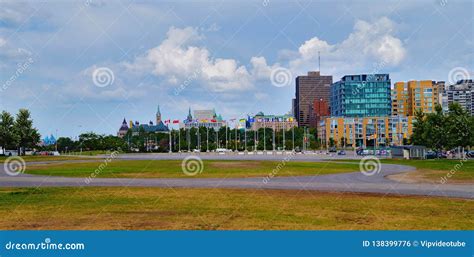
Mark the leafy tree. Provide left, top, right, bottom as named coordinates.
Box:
left=56, top=137, right=77, bottom=152
left=0, top=111, right=18, bottom=151
left=14, top=109, right=40, bottom=155
left=445, top=103, right=472, bottom=149
left=424, top=104, right=447, bottom=151
left=78, top=132, right=102, bottom=150
left=102, top=135, right=126, bottom=151
left=410, top=108, right=426, bottom=146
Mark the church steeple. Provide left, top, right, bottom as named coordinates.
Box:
left=187, top=107, right=193, bottom=121
left=156, top=104, right=162, bottom=124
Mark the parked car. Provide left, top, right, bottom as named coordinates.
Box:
left=328, top=147, right=337, bottom=153
left=337, top=150, right=346, bottom=155
left=466, top=151, right=474, bottom=158
left=425, top=151, right=437, bottom=159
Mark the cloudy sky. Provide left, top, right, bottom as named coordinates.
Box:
left=0, top=0, right=472, bottom=137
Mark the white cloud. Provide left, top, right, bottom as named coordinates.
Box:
left=125, top=26, right=256, bottom=92
left=287, top=17, right=406, bottom=77
left=0, top=37, right=33, bottom=69
left=125, top=18, right=405, bottom=95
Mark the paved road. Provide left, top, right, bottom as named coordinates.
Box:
left=1, top=154, right=473, bottom=199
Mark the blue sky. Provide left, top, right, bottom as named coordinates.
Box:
left=0, top=0, right=472, bottom=138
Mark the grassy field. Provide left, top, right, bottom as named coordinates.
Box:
left=0, top=155, right=93, bottom=163
left=0, top=187, right=472, bottom=230
left=24, top=160, right=360, bottom=178
left=381, top=159, right=474, bottom=183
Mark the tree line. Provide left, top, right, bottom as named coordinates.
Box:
left=410, top=103, right=474, bottom=151
left=0, top=109, right=40, bottom=155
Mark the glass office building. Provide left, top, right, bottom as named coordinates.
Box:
left=331, top=74, right=391, bottom=117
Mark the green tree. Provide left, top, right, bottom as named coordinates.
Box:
left=445, top=103, right=472, bottom=149
left=102, top=135, right=126, bottom=151
left=0, top=111, right=18, bottom=152
left=14, top=109, right=40, bottom=155
left=56, top=137, right=76, bottom=152
left=79, top=132, right=102, bottom=150
left=410, top=108, right=426, bottom=146
left=424, top=104, right=447, bottom=151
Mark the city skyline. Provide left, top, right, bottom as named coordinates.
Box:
left=0, top=1, right=472, bottom=137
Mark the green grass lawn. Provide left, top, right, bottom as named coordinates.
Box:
left=0, top=155, right=92, bottom=163
left=24, top=160, right=360, bottom=178
left=0, top=187, right=472, bottom=230
left=381, top=159, right=474, bottom=183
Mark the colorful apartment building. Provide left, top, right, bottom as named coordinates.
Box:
left=392, top=80, right=444, bottom=116
left=318, top=116, right=414, bottom=148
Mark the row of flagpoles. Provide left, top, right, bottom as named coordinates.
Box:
left=158, top=120, right=306, bottom=153
left=162, top=117, right=295, bottom=125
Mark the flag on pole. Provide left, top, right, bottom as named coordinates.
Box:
left=239, top=119, right=246, bottom=122
left=211, top=119, right=217, bottom=122
left=173, top=120, right=180, bottom=124
left=164, top=119, right=170, bottom=124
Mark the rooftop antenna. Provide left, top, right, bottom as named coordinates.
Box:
left=318, top=51, right=321, bottom=72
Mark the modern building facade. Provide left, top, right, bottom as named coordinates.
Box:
left=318, top=116, right=414, bottom=148
left=441, top=80, right=474, bottom=115
left=392, top=80, right=444, bottom=116
left=295, top=71, right=332, bottom=127
left=309, top=98, right=330, bottom=128
left=181, top=108, right=225, bottom=130
left=331, top=74, right=391, bottom=117
left=247, top=112, right=297, bottom=131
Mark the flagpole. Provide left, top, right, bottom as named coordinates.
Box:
left=187, top=127, right=190, bottom=152
left=198, top=127, right=201, bottom=151
left=235, top=123, right=237, bottom=151
left=283, top=119, right=286, bottom=151
left=244, top=124, right=247, bottom=152
left=178, top=126, right=181, bottom=153
left=226, top=122, right=228, bottom=150
left=272, top=122, right=275, bottom=152
left=254, top=127, right=256, bottom=152
left=263, top=119, right=266, bottom=152
left=206, top=126, right=209, bottom=152
left=292, top=125, right=295, bottom=151
left=168, top=125, right=171, bottom=153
